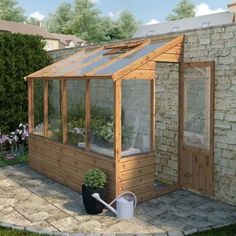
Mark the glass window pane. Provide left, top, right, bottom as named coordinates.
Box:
left=122, top=80, right=151, bottom=157
left=183, top=67, right=211, bottom=149
left=67, top=80, right=86, bottom=148
left=54, top=48, right=98, bottom=76
left=48, top=80, right=62, bottom=142
left=33, top=80, right=44, bottom=136
left=95, top=41, right=168, bottom=75
left=90, top=80, right=114, bottom=157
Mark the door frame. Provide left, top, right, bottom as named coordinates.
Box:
left=179, top=61, right=215, bottom=195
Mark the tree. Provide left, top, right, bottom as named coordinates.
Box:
left=100, top=17, right=122, bottom=41
left=46, top=3, right=72, bottom=34
left=45, top=0, right=139, bottom=42
left=68, top=0, right=103, bottom=42
left=0, top=0, right=26, bottom=22
left=27, top=17, right=40, bottom=26
left=117, top=10, right=139, bottom=39
left=0, top=33, right=52, bottom=133
left=166, top=0, right=195, bottom=21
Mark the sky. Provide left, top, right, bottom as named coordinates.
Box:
left=18, top=0, right=230, bottom=25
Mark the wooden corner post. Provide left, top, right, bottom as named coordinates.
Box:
left=61, top=80, right=68, bottom=144
left=114, top=79, right=122, bottom=197
left=150, top=78, right=156, bottom=151
left=28, top=79, right=34, bottom=133
left=85, top=80, right=91, bottom=151
left=44, top=80, right=49, bottom=137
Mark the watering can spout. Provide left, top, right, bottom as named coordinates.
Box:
left=91, top=193, right=117, bottom=215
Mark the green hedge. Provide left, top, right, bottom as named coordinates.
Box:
left=0, top=33, right=52, bottom=133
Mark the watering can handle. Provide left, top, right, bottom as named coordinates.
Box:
left=109, top=191, right=137, bottom=208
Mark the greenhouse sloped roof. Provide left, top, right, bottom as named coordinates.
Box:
left=27, top=35, right=184, bottom=81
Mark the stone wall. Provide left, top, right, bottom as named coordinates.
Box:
left=155, top=24, right=236, bottom=205
left=185, top=25, right=236, bottom=205
left=155, top=63, right=179, bottom=184
left=48, top=46, right=81, bottom=62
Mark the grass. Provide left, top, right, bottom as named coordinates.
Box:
left=0, top=227, right=47, bottom=236
left=0, top=153, right=28, bottom=167
left=191, top=224, right=236, bottom=236
left=0, top=224, right=235, bottom=236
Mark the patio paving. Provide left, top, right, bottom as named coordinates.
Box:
left=0, top=164, right=235, bottom=235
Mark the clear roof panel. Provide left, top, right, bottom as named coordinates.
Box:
left=28, top=36, right=183, bottom=79
left=54, top=48, right=105, bottom=76
left=94, top=40, right=168, bottom=75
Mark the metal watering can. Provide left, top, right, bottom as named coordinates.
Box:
left=92, top=191, right=137, bottom=220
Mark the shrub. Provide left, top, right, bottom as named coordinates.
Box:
left=83, top=168, right=107, bottom=188
left=0, top=33, right=52, bottom=133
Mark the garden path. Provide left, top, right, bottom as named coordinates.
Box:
left=0, top=164, right=235, bottom=235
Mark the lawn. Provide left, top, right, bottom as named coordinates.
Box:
left=0, top=153, right=28, bottom=167
left=191, top=223, right=236, bottom=236
left=0, top=224, right=235, bottom=236
left=0, top=227, right=47, bottom=236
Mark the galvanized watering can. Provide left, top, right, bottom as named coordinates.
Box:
left=92, top=191, right=137, bottom=220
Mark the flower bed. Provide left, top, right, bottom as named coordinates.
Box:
left=0, top=123, right=28, bottom=167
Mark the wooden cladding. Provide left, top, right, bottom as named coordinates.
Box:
left=119, top=154, right=155, bottom=202
left=29, top=134, right=115, bottom=199
left=29, top=135, right=157, bottom=202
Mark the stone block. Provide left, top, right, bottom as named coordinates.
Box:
left=225, top=114, right=236, bottom=122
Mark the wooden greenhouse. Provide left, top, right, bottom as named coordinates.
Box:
left=27, top=35, right=184, bottom=202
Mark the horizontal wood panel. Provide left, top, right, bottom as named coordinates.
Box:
left=166, top=46, right=183, bottom=54
left=30, top=134, right=114, bottom=163
left=29, top=143, right=115, bottom=176
left=138, top=61, right=156, bottom=70
left=29, top=135, right=115, bottom=172
left=120, top=155, right=155, bottom=172
left=30, top=149, right=115, bottom=184
left=120, top=174, right=154, bottom=190
left=122, top=69, right=155, bottom=80
left=120, top=165, right=154, bottom=181
left=121, top=183, right=154, bottom=196
left=120, top=152, right=154, bottom=163
left=29, top=135, right=115, bottom=199
left=155, top=53, right=183, bottom=63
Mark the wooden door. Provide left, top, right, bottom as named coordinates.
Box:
left=179, top=62, right=214, bottom=195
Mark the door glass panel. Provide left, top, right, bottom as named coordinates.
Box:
left=183, top=67, right=211, bottom=149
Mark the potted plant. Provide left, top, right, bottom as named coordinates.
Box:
left=82, top=168, right=107, bottom=214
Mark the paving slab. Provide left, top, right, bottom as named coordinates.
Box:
left=0, top=164, right=235, bottom=235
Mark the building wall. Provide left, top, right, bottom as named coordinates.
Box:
left=48, top=46, right=82, bottom=62
left=48, top=23, right=236, bottom=205
left=44, top=39, right=60, bottom=51
left=156, top=24, right=236, bottom=205
left=156, top=63, right=179, bottom=184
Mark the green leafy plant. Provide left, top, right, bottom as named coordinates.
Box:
left=83, top=168, right=107, bottom=188
left=0, top=33, right=52, bottom=133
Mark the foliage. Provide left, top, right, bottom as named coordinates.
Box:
left=0, top=33, right=52, bottom=133
left=0, top=0, right=26, bottom=22
left=191, top=223, right=236, bottom=236
left=45, top=0, right=139, bottom=42
left=0, top=123, right=28, bottom=165
left=117, top=10, right=139, bottom=39
left=0, top=153, right=28, bottom=167
left=46, top=2, right=73, bottom=34
left=0, top=226, right=47, bottom=236
left=166, top=0, right=195, bottom=21
left=83, top=168, right=107, bottom=188
left=65, top=103, right=134, bottom=148
left=27, top=17, right=40, bottom=26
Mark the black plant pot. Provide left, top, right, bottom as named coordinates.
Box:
left=82, top=185, right=107, bottom=214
